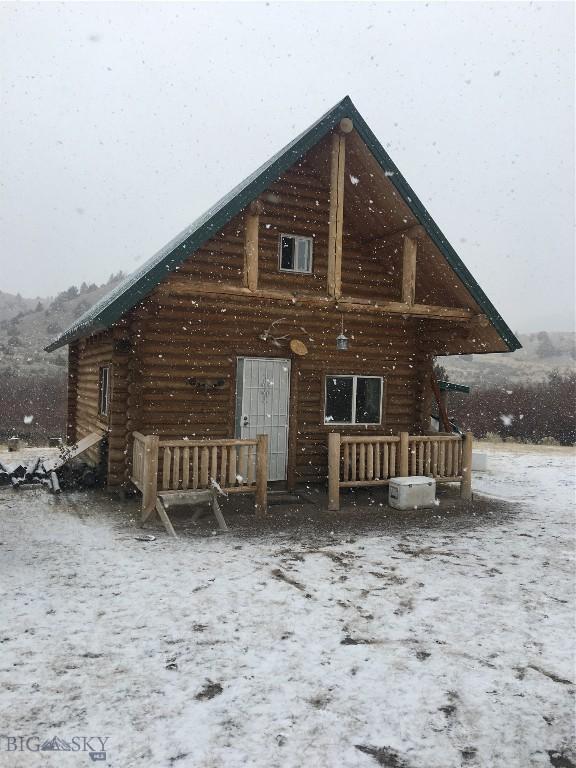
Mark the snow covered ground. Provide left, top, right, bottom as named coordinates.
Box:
left=0, top=444, right=574, bottom=768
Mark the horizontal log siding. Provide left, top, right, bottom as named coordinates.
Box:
left=340, top=228, right=403, bottom=301
left=71, top=330, right=130, bottom=486
left=415, top=246, right=464, bottom=309
left=258, top=162, right=329, bottom=294
left=74, top=333, right=113, bottom=468
left=108, top=341, right=130, bottom=487
left=167, top=216, right=245, bottom=286
left=132, top=292, right=426, bottom=483
left=67, top=342, right=79, bottom=444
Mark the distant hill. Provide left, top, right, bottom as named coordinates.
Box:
left=0, top=290, right=43, bottom=322
left=0, top=274, right=125, bottom=376
left=443, top=331, right=575, bottom=387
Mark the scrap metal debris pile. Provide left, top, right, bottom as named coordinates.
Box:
left=0, top=457, right=63, bottom=492
left=0, top=431, right=105, bottom=494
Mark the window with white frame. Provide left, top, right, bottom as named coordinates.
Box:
left=324, top=375, right=383, bottom=425
left=98, top=365, right=110, bottom=417
left=279, top=234, right=313, bottom=273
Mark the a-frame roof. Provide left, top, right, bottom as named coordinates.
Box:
left=46, top=96, right=520, bottom=352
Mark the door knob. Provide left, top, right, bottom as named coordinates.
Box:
left=242, top=416, right=249, bottom=426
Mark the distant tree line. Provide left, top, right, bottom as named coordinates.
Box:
left=449, top=371, right=576, bottom=445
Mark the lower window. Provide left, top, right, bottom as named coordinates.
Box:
left=324, top=375, right=383, bottom=425
left=98, top=365, right=110, bottom=417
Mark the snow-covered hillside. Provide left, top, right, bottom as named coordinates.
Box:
left=443, top=332, right=575, bottom=387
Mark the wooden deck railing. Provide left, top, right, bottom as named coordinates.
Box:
left=131, top=432, right=269, bottom=519
left=328, top=431, right=472, bottom=510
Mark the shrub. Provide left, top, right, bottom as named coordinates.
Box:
left=539, top=436, right=560, bottom=446
left=451, top=371, right=576, bottom=446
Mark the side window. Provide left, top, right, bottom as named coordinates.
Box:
left=98, top=365, right=110, bottom=417
left=279, top=234, right=313, bottom=273
left=325, top=375, right=382, bottom=425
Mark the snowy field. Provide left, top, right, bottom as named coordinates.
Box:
left=0, top=444, right=574, bottom=768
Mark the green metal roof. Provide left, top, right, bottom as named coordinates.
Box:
left=438, top=380, right=471, bottom=394
left=45, top=96, right=521, bottom=352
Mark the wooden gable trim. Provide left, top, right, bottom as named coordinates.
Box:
left=327, top=129, right=347, bottom=298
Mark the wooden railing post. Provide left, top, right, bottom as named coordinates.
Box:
left=461, top=431, right=473, bottom=500
left=328, top=432, right=341, bottom=511
left=399, top=432, right=409, bottom=477
left=141, top=434, right=159, bottom=523
left=255, top=433, right=268, bottom=516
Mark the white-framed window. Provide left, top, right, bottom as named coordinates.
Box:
left=279, top=234, right=313, bottom=273
left=324, top=375, right=383, bottom=425
left=98, top=365, right=110, bottom=417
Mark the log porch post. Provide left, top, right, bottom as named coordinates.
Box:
left=399, top=431, right=410, bottom=477
left=255, top=433, right=268, bottom=516
left=141, top=434, right=159, bottom=523
left=327, top=432, right=341, bottom=511
left=461, top=431, right=473, bottom=500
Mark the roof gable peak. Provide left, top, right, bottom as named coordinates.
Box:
left=45, top=96, right=520, bottom=352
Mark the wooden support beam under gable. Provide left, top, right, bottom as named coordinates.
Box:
left=430, top=370, right=452, bottom=433
left=243, top=201, right=263, bottom=292
left=402, top=234, right=418, bottom=306
left=327, top=127, right=347, bottom=299
left=155, top=279, right=475, bottom=321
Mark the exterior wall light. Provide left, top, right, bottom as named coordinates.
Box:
left=336, top=316, right=349, bottom=351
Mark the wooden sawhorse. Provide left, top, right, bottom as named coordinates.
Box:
left=143, top=488, right=228, bottom=538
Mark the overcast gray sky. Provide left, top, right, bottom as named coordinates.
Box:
left=1, top=1, right=574, bottom=332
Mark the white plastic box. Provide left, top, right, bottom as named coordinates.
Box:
left=388, top=476, right=436, bottom=511
left=472, top=452, right=489, bottom=471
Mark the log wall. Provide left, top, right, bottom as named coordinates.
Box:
left=74, top=333, right=113, bottom=468
left=67, top=141, right=480, bottom=489
left=341, top=229, right=403, bottom=301
left=257, top=161, right=329, bottom=294
left=127, top=291, right=429, bottom=485
left=71, top=330, right=129, bottom=486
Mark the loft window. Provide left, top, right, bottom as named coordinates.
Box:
left=324, top=375, right=383, bottom=425
left=99, top=365, right=110, bottom=417
left=279, top=234, right=313, bottom=273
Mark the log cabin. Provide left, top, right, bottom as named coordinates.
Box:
left=46, top=96, right=519, bottom=513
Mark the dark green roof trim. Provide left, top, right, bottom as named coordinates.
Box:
left=46, top=96, right=521, bottom=352
left=438, top=380, right=470, bottom=394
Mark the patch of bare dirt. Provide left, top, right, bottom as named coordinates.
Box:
left=355, top=744, right=412, bottom=767
left=195, top=681, right=223, bottom=701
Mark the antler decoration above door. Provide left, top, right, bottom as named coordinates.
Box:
left=258, top=319, right=314, bottom=347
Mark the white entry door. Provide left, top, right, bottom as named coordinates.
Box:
left=236, top=357, right=291, bottom=482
